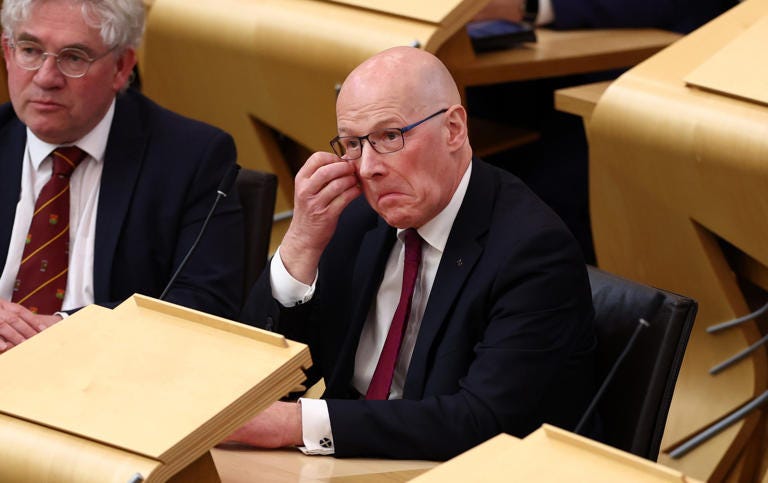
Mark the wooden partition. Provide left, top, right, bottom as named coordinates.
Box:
left=140, top=0, right=488, bottom=247
left=587, top=0, right=768, bottom=480
left=139, top=0, right=678, bottom=251
left=0, top=295, right=311, bottom=482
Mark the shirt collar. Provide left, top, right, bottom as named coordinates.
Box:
left=27, top=98, right=116, bottom=169
left=397, top=161, right=472, bottom=253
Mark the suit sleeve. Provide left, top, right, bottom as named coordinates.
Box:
left=326, top=222, right=596, bottom=460
left=549, top=0, right=736, bottom=33
left=159, top=130, right=244, bottom=320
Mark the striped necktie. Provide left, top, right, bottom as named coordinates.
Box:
left=12, top=146, right=87, bottom=314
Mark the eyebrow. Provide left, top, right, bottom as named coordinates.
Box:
left=15, top=33, right=97, bottom=55
left=338, top=118, right=401, bottom=136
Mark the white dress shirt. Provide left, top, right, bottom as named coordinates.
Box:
left=270, top=163, right=472, bottom=455
left=0, top=100, right=115, bottom=311
left=538, top=0, right=555, bottom=25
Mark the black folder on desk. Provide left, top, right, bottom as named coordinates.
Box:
left=467, top=19, right=537, bottom=52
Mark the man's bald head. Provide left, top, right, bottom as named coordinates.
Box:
left=337, top=47, right=461, bottom=119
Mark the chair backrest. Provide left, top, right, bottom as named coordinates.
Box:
left=586, top=265, right=697, bottom=461
left=236, top=168, right=278, bottom=300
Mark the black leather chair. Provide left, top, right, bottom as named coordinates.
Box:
left=236, top=168, right=278, bottom=300
left=582, top=265, right=697, bottom=461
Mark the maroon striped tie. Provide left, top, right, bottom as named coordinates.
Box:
left=12, top=146, right=87, bottom=314
left=366, top=228, right=423, bottom=400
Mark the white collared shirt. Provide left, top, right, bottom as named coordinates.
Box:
left=0, top=100, right=115, bottom=311
left=539, top=0, right=555, bottom=25
left=270, top=162, right=473, bottom=455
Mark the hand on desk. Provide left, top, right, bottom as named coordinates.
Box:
left=222, top=401, right=303, bottom=449
left=0, top=299, right=62, bottom=353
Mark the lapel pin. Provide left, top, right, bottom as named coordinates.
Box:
left=456, top=258, right=463, bottom=267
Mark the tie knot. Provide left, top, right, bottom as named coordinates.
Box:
left=51, top=146, right=87, bottom=177
left=403, top=228, right=422, bottom=265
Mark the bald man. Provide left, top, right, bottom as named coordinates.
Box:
left=234, top=47, right=597, bottom=460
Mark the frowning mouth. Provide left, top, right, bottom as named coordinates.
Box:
left=29, top=99, right=64, bottom=109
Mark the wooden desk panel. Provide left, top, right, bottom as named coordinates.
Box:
left=142, top=0, right=680, bottom=251
left=442, top=28, right=681, bottom=87
left=212, top=447, right=437, bottom=482
left=576, top=0, right=768, bottom=480
left=554, top=81, right=611, bottom=122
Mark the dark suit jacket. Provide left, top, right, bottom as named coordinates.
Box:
left=550, top=0, right=738, bottom=34
left=0, top=89, right=244, bottom=319
left=242, top=159, right=597, bottom=460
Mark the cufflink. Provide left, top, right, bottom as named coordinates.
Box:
left=319, top=437, right=333, bottom=449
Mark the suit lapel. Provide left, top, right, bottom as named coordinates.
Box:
left=326, top=219, right=395, bottom=396
left=93, top=93, right=147, bottom=301
left=0, top=118, right=27, bottom=273
left=404, top=160, right=496, bottom=399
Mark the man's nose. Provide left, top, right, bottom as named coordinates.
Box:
left=33, top=54, right=66, bottom=86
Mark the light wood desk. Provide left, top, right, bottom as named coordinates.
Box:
left=140, top=0, right=682, bottom=252
left=440, top=28, right=680, bottom=87
left=555, top=1, right=768, bottom=480
left=211, top=447, right=436, bottom=482
left=554, top=80, right=611, bottom=122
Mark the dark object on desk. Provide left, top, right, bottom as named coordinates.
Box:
left=585, top=265, right=696, bottom=460
left=466, top=20, right=537, bottom=53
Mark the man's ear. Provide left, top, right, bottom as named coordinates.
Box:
left=445, top=105, right=469, bottom=152
left=111, top=47, right=137, bottom=92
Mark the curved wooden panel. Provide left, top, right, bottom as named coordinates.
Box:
left=588, top=0, right=768, bottom=480
left=141, top=0, right=459, bottom=243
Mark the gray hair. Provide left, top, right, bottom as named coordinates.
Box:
left=1, top=0, right=145, bottom=50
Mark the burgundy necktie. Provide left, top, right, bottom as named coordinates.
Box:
left=12, top=146, right=87, bottom=314
left=366, top=228, right=423, bottom=400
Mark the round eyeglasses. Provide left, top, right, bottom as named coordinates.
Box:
left=9, top=40, right=115, bottom=78
left=330, top=108, right=448, bottom=160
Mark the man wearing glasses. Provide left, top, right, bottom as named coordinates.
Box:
left=235, top=46, right=597, bottom=460
left=0, top=0, right=243, bottom=353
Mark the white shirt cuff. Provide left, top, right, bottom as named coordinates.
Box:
left=297, top=398, right=335, bottom=455
left=270, top=246, right=316, bottom=307
left=538, top=0, right=554, bottom=26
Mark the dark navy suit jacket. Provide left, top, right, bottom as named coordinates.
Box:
left=0, top=89, right=243, bottom=319
left=550, top=0, right=738, bottom=34
left=241, top=159, right=597, bottom=460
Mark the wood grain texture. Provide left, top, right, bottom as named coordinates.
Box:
left=412, top=426, right=696, bottom=483
left=587, top=0, right=768, bottom=479
left=0, top=296, right=311, bottom=482
left=141, top=0, right=676, bottom=251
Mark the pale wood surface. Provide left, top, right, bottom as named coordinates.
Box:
left=441, top=27, right=681, bottom=87
left=211, top=447, right=437, bottom=482
left=141, top=0, right=678, bottom=251
left=554, top=81, right=612, bottom=121
left=685, top=15, right=768, bottom=107
left=141, top=0, right=457, bottom=228
left=412, top=425, right=696, bottom=483
left=0, top=296, right=311, bottom=482
left=0, top=412, right=161, bottom=483
left=585, top=0, right=768, bottom=480
left=330, top=468, right=427, bottom=482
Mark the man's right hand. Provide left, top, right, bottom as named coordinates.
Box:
left=280, top=152, right=361, bottom=284
left=0, top=299, right=61, bottom=353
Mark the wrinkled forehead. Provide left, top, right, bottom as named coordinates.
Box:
left=337, top=63, right=429, bottom=123
left=336, top=84, right=429, bottom=136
